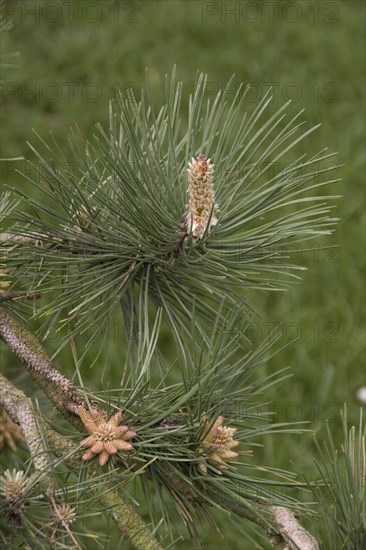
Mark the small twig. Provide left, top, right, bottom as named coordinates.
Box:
left=0, top=290, right=41, bottom=302
left=48, top=494, right=81, bottom=550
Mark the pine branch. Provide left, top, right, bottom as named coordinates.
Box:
left=4, top=416, right=318, bottom=549
left=160, top=463, right=319, bottom=550
left=43, top=424, right=84, bottom=470
left=1, top=70, right=338, bottom=548
left=0, top=376, right=72, bottom=542
left=0, top=302, right=320, bottom=548
left=3, top=71, right=339, bottom=350
left=89, top=467, right=164, bottom=550
left=307, top=406, right=366, bottom=549
left=43, top=426, right=163, bottom=549
left=0, top=373, right=53, bottom=487
left=0, top=306, right=96, bottom=428
left=0, top=376, right=160, bottom=550
left=270, top=506, right=319, bottom=550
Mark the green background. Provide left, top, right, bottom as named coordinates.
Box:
left=1, top=0, right=365, bottom=548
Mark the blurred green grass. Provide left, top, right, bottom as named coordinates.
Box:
left=1, top=0, right=365, bottom=548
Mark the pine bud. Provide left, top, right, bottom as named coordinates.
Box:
left=0, top=469, right=28, bottom=523
left=186, top=154, right=218, bottom=238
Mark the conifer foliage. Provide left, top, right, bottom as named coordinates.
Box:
left=2, top=70, right=362, bottom=550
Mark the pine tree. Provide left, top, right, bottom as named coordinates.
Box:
left=1, top=69, right=364, bottom=549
